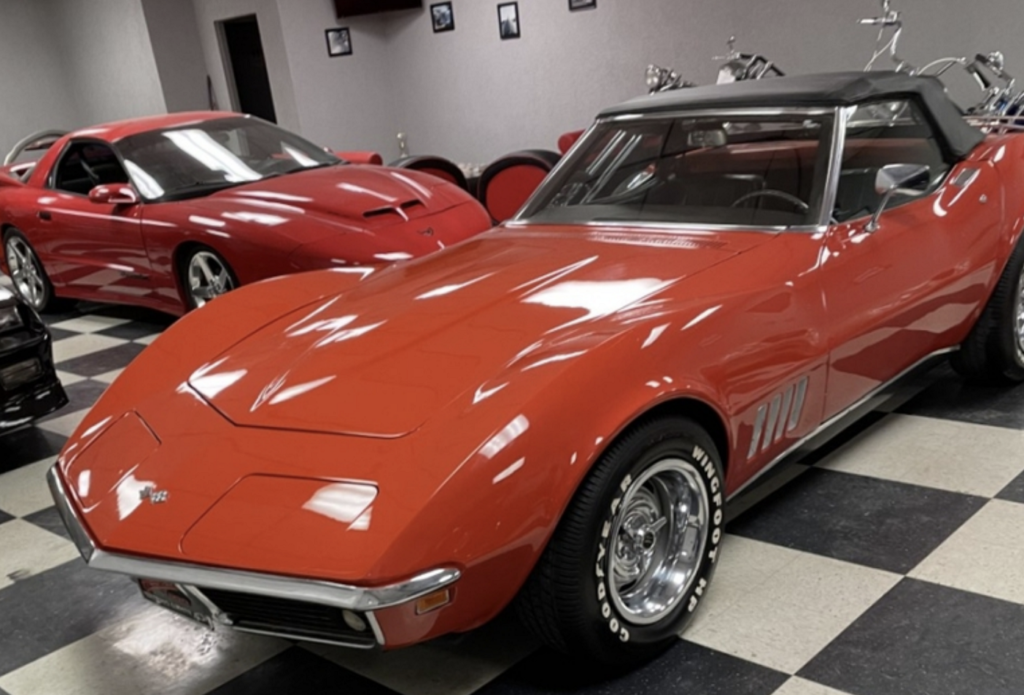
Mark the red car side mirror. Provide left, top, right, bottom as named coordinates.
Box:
left=334, top=151, right=384, bottom=166
left=89, top=184, right=140, bottom=206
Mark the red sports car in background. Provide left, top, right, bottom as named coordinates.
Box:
left=0, top=112, right=491, bottom=315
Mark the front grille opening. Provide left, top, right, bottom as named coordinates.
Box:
left=199, top=588, right=378, bottom=648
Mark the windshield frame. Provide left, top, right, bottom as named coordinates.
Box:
left=512, top=106, right=846, bottom=233
left=115, top=116, right=342, bottom=203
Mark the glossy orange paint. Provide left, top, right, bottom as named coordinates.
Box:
left=0, top=112, right=492, bottom=315
left=51, top=119, right=1024, bottom=647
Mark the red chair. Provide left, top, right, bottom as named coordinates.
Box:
left=558, top=130, right=585, bottom=155
left=478, top=150, right=561, bottom=223
left=335, top=151, right=384, bottom=165
left=388, top=155, right=469, bottom=193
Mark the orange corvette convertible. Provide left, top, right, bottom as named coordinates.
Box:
left=50, top=72, right=1024, bottom=666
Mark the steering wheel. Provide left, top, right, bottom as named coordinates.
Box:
left=731, top=189, right=810, bottom=212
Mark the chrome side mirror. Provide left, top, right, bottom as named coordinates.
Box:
left=866, top=163, right=930, bottom=232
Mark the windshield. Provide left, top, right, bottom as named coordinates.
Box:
left=117, top=117, right=340, bottom=201
left=521, top=111, right=836, bottom=228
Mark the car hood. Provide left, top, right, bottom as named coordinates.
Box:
left=182, top=164, right=479, bottom=247
left=190, top=226, right=775, bottom=437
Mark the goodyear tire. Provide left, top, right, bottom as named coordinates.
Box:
left=951, top=232, right=1024, bottom=384
left=516, top=416, right=724, bottom=666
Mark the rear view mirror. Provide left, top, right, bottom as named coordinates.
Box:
left=687, top=129, right=728, bottom=149
left=866, top=163, right=930, bottom=232
left=89, top=184, right=139, bottom=206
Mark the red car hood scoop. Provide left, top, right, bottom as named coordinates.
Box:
left=211, top=165, right=457, bottom=226
left=190, top=229, right=770, bottom=437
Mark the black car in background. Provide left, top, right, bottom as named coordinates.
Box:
left=0, top=285, right=66, bottom=433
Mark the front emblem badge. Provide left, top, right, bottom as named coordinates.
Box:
left=139, top=486, right=169, bottom=504
left=418, top=227, right=435, bottom=237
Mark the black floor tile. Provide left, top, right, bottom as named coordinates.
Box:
left=87, top=303, right=175, bottom=323
left=0, top=559, right=148, bottom=676
left=800, top=579, right=1024, bottom=695
left=37, top=379, right=107, bottom=422
left=996, top=471, right=1024, bottom=505
left=39, top=304, right=86, bottom=326
left=208, top=647, right=402, bottom=695
left=898, top=362, right=1024, bottom=430
left=55, top=342, right=146, bottom=378
left=22, top=506, right=70, bottom=541
left=478, top=642, right=788, bottom=695
left=0, top=509, right=13, bottom=526
left=46, top=327, right=77, bottom=343
left=728, top=468, right=986, bottom=574
left=0, top=427, right=66, bottom=474
left=96, top=318, right=173, bottom=341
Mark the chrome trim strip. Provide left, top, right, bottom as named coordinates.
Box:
left=774, top=386, right=795, bottom=444
left=729, top=347, right=957, bottom=500
left=818, top=106, right=850, bottom=227
left=747, top=404, right=767, bottom=459
left=787, top=377, right=809, bottom=432
left=952, top=167, right=980, bottom=188
left=46, top=466, right=460, bottom=613
left=761, top=394, right=783, bottom=453
left=366, top=611, right=386, bottom=646
left=601, top=107, right=838, bottom=123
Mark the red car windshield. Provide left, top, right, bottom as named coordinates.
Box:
left=521, top=112, right=835, bottom=228
left=117, top=117, right=340, bottom=201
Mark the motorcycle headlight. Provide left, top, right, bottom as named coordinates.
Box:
left=646, top=65, right=666, bottom=91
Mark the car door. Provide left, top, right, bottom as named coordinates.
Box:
left=39, top=139, right=152, bottom=301
left=820, top=100, right=1002, bottom=419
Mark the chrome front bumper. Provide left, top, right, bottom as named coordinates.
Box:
left=47, top=465, right=460, bottom=647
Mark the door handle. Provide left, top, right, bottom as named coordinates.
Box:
left=38, top=211, right=52, bottom=221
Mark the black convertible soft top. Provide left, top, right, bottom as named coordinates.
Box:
left=600, top=71, right=986, bottom=159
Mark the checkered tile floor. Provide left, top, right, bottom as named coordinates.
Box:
left=3, top=294, right=1024, bottom=695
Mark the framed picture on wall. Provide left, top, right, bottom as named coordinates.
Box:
left=569, top=0, right=596, bottom=10
left=431, top=2, right=455, bottom=32
left=325, top=27, right=353, bottom=57
left=498, top=2, right=520, bottom=40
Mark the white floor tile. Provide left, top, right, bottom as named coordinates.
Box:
left=0, top=456, right=57, bottom=517
left=92, top=369, right=124, bottom=385
left=0, top=605, right=287, bottom=695
left=55, top=371, right=86, bottom=387
left=305, top=613, right=536, bottom=695
left=35, top=408, right=89, bottom=438
left=51, top=315, right=130, bottom=334
left=774, top=677, right=855, bottom=695
left=820, top=414, right=1024, bottom=497
left=0, top=520, right=79, bottom=590
left=683, top=536, right=900, bottom=674
left=134, top=334, right=160, bottom=346
left=909, top=499, right=1024, bottom=605
left=52, top=334, right=127, bottom=364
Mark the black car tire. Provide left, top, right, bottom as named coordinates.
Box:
left=3, top=229, right=59, bottom=313
left=515, top=415, right=724, bottom=666
left=951, top=233, right=1024, bottom=383
left=178, top=245, right=238, bottom=311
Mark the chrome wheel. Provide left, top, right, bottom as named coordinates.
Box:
left=5, top=236, right=47, bottom=310
left=608, top=459, right=709, bottom=626
left=187, top=250, right=235, bottom=308
left=1015, top=264, right=1024, bottom=360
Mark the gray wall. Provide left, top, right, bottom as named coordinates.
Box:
left=142, top=0, right=209, bottom=112
left=50, top=0, right=166, bottom=126
left=0, top=0, right=80, bottom=155
left=383, top=0, right=1024, bottom=164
